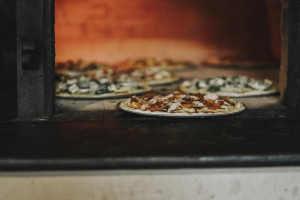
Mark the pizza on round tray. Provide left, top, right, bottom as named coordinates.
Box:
left=55, top=60, right=180, bottom=86
left=116, top=66, right=180, bottom=86
left=115, top=58, right=196, bottom=72
left=179, top=76, right=278, bottom=97
left=120, top=91, right=245, bottom=117
left=56, top=76, right=151, bottom=99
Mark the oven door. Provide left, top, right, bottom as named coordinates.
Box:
left=16, top=0, right=55, bottom=119
left=0, top=0, right=55, bottom=120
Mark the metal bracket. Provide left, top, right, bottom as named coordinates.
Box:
left=22, top=36, right=38, bottom=70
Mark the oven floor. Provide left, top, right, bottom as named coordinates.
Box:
left=2, top=67, right=299, bottom=171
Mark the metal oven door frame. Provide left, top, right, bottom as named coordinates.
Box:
left=16, top=0, right=55, bottom=119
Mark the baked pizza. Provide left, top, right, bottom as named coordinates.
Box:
left=179, top=76, right=278, bottom=97
left=117, top=67, right=180, bottom=86
left=201, top=56, right=279, bottom=68
left=56, top=76, right=151, bottom=99
left=55, top=60, right=111, bottom=78
left=56, top=60, right=179, bottom=86
left=120, top=91, right=245, bottom=117
left=115, top=58, right=196, bottom=72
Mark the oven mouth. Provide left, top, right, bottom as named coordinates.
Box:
left=52, top=0, right=282, bottom=118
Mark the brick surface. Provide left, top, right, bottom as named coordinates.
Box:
left=55, top=0, right=281, bottom=63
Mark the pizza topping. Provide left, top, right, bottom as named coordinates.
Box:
left=147, top=95, right=160, bottom=104
left=153, top=71, right=172, bottom=80
left=207, top=85, right=221, bottom=92
left=247, top=79, right=273, bottom=91
left=204, top=93, right=218, bottom=101
left=196, top=80, right=208, bottom=89
left=193, top=101, right=204, bottom=107
left=68, top=84, right=79, bottom=94
left=162, top=93, right=174, bottom=100
left=209, top=78, right=225, bottom=86
left=77, top=80, right=89, bottom=89
left=234, top=102, right=244, bottom=109
left=95, top=70, right=105, bottom=79
left=182, top=80, right=192, bottom=87
left=168, top=102, right=181, bottom=112
left=67, top=79, right=77, bottom=85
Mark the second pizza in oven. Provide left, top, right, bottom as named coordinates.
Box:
left=179, top=76, right=278, bottom=97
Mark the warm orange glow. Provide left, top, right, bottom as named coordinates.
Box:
left=55, top=0, right=281, bottom=64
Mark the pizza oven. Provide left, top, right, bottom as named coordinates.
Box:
left=0, top=0, right=300, bottom=171
left=50, top=0, right=282, bottom=117
left=3, top=0, right=296, bottom=118
left=2, top=0, right=296, bottom=119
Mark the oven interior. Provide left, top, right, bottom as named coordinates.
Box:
left=54, top=0, right=282, bottom=117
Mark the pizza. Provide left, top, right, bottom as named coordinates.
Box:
left=115, top=58, right=196, bottom=72
left=55, top=60, right=111, bottom=78
left=119, top=91, right=245, bottom=117
left=86, top=66, right=179, bottom=86
left=201, top=56, right=278, bottom=68
left=179, top=76, right=278, bottom=97
left=117, top=67, right=180, bottom=86
left=55, top=60, right=180, bottom=86
left=56, top=76, right=151, bottom=99
left=55, top=60, right=84, bottom=78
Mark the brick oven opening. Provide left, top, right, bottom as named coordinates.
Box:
left=54, top=0, right=282, bottom=113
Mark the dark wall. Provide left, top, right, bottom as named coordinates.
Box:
left=287, top=0, right=300, bottom=114
left=56, top=0, right=281, bottom=63
left=0, top=0, right=17, bottom=120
